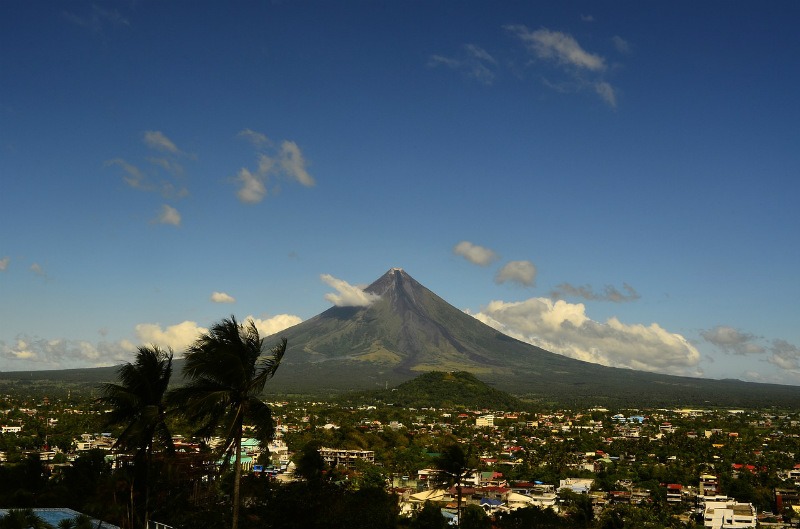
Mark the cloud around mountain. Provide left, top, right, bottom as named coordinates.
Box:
left=470, top=296, right=703, bottom=377
left=321, top=274, right=381, bottom=307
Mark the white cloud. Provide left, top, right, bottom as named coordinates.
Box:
left=235, top=167, right=267, bottom=204
left=506, top=25, right=606, bottom=71
left=144, top=130, right=180, bottom=154
left=211, top=291, right=236, bottom=304
left=280, top=141, right=316, bottom=187
left=453, top=241, right=498, bottom=267
left=135, top=316, right=301, bottom=354
left=134, top=321, right=207, bottom=352
left=495, top=260, right=537, bottom=286
left=0, top=257, right=9, bottom=271
left=155, top=204, right=181, bottom=226
left=321, top=274, right=381, bottom=307
left=0, top=336, right=130, bottom=370
left=245, top=314, right=303, bottom=337
left=233, top=131, right=315, bottom=203
left=505, top=24, right=618, bottom=108
left=470, top=297, right=702, bottom=376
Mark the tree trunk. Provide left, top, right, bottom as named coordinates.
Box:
left=232, top=434, right=242, bottom=529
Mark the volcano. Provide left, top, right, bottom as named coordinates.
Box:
left=264, top=268, right=800, bottom=406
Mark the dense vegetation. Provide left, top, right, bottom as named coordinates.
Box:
left=343, top=371, right=526, bottom=410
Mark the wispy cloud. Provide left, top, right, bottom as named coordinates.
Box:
left=30, top=263, right=46, bottom=278
left=280, top=141, right=315, bottom=187
left=321, top=274, right=381, bottom=307
left=701, top=326, right=765, bottom=355
left=0, top=257, right=9, bottom=271
left=210, top=291, right=236, bottom=304
left=428, top=43, right=498, bottom=85
left=144, top=131, right=181, bottom=155
left=62, top=5, right=130, bottom=32
left=595, top=81, right=617, bottom=108
left=612, top=35, right=631, bottom=54
left=107, top=131, right=191, bottom=225
left=495, top=260, right=537, bottom=286
left=699, top=326, right=800, bottom=381
left=154, top=204, right=181, bottom=226
left=769, top=340, right=800, bottom=371
left=233, top=130, right=315, bottom=204
left=551, top=282, right=640, bottom=303
left=238, top=129, right=272, bottom=149
left=107, top=158, right=149, bottom=190
left=506, top=25, right=605, bottom=71
left=505, top=24, right=618, bottom=108
left=453, top=241, right=498, bottom=267
left=470, top=297, right=702, bottom=377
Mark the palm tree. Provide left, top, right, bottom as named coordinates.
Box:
left=170, top=316, right=287, bottom=529
left=100, top=345, right=174, bottom=529
left=434, top=443, right=473, bottom=528
left=0, top=509, right=48, bottom=529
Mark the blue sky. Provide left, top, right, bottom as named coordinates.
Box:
left=2, top=1, right=799, bottom=384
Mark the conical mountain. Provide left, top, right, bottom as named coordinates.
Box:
left=266, top=268, right=800, bottom=407
left=276, top=267, right=553, bottom=372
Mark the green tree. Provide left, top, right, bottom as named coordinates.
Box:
left=100, top=345, right=174, bottom=529
left=410, top=502, right=449, bottom=529
left=170, top=316, right=287, bottom=529
left=460, top=504, right=490, bottom=529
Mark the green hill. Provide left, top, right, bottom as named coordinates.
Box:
left=346, top=371, right=525, bottom=410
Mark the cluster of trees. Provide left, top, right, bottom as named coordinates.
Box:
left=98, top=315, right=287, bottom=529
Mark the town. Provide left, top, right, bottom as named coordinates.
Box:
left=1, top=383, right=799, bottom=529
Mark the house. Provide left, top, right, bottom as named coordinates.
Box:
left=700, top=474, right=722, bottom=497
left=666, top=483, right=683, bottom=502
left=559, top=478, right=594, bottom=494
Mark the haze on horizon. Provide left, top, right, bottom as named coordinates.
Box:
left=1, top=2, right=798, bottom=385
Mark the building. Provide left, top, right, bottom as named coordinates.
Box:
left=666, top=483, right=683, bottom=503
left=702, top=501, right=756, bottom=528
left=700, top=474, right=722, bottom=497
left=319, top=447, right=375, bottom=470
left=476, top=415, right=494, bottom=427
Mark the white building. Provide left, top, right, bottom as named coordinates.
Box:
left=703, top=501, right=756, bottom=528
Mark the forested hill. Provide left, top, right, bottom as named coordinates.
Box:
left=343, top=371, right=525, bottom=410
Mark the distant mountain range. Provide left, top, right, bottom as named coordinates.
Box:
left=4, top=268, right=800, bottom=407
